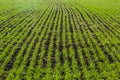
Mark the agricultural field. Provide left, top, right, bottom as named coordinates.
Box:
left=0, top=0, right=120, bottom=79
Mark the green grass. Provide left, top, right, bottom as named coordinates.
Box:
left=0, top=0, right=120, bottom=79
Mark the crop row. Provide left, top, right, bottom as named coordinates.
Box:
left=0, top=0, right=120, bottom=79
